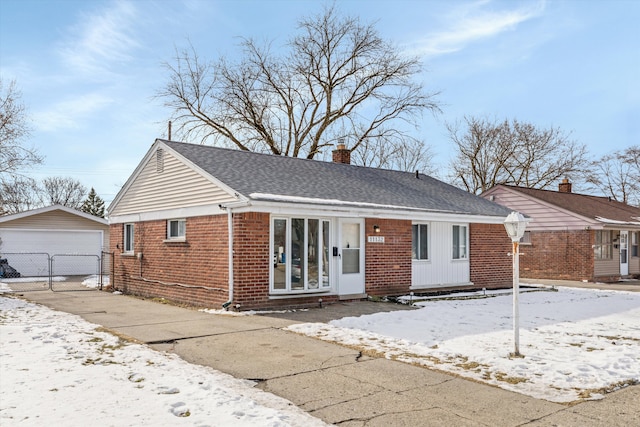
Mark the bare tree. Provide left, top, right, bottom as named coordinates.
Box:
left=447, top=116, right=589, bottom=194
left=588, top=145, right=640, bottom=206
left=0, top=78, right=42, bottom=179
left=158, top=5, right=439, bottom=165
left=39, top=177, right=87, bottom=209
left=0, top=176, right=40, bottom=215
left=351, top=134, right=435, bottom=174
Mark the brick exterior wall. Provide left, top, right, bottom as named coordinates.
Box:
left=111, top=214, right=514, bottom=309
left=110, top=215, right=230, bottom=308
left=469, top=223, right=512, bottom=289
left=364, top=218, right=412, bottom=296
left=519, top=230, right=593, bottom=281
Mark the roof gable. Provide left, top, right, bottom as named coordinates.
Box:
left=487, top=185, right=640, bottom=226
left=0, top=204, right=108, bottom=226
left=161, top=140, right=510, bottom=218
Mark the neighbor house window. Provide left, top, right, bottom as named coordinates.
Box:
left=167, top=219, right=186, bottom=240
left=520, top=231, right=532, bottom=245
left=412, top=224, right=429, bottom=260
left=452, top=225, right=468, bottom=260
left=632, top=232, right=639, bottom=257
left=594, top=231, right=612, bottom=260
left=124, top=223, right=134, bottom=254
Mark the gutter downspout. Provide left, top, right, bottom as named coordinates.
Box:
left=227, top=207, right=234, bottom=304
left=220, top=198, right=250, bottom=309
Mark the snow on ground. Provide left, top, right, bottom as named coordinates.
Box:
left=287, top=286, right=640, bottom=403
left=0, top=295, right=327, bottom=427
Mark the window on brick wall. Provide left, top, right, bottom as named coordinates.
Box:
left=632, top=232, right=639, bottom=257
left=167, top=219, right=186, bottom=240
left=594, top=230, right=612, bottom=260
left=452, top=225, right=468, bottom=260
left=412, top=224, right=429, bottom=260
left=124, top=223, right=134, bottom=254
left=520, top=231, right=532, bottom=245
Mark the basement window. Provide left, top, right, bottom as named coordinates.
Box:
left=166, top=219, right=186, bottom=241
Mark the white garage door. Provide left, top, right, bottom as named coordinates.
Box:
left=0, top=229, right=103, bottom=276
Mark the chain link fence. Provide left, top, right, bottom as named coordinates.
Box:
left=0, top=252, right=109, bottom=293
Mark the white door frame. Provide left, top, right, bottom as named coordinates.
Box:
left=620, top=230, right=629, bottom=276
left=337, top=218, right=365, bottom=296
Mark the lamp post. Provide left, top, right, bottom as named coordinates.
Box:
left=504, top=211, right=529, bottom=357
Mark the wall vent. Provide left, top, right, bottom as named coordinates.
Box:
left=156, top=149, right=164, bottom=173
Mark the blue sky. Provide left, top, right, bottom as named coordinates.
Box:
left=1, top=0, right=638, bottom=205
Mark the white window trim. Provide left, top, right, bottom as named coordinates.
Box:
left=412, top=222, right=430, bottom=262
left=123, top=223, right=134, bottom=254
left=452, top=224, right=469, bottom=261
left=270, top=216, right=333, bottom=295
left=165, top=219, right=186, bottom=242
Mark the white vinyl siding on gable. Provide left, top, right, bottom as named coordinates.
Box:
left=111, top=149, right=236, bottom=216
left=484, top=189, right=591, bottom=231
left=412, top=221, right=470, bottom=289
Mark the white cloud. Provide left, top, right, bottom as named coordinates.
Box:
left=57, top=0, right=140, bottom=77
left=407, top=0, right=546, bottom=58
left=33, top=92, right=113, bottom=132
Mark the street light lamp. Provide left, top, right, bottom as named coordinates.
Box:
left=504, top=211, right=529, bottom=357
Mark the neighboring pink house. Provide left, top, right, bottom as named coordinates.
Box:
left=108, top=139, right=514, bottom=310
left=482, top=180, right=640, bottom=282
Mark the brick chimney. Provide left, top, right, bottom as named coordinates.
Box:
left=558, top=178, right=572, bottom=193
left=332, top=139, right=351, bottom=164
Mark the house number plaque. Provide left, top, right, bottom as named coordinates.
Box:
left=367, top=236, right=385, bottom=243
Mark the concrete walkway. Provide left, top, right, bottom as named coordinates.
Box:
left=13, top=288, right=640, bottom=426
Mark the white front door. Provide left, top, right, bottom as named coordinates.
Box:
left=338, top=218, right=365, bottom=296
left=620, top=230, right=629, bottom=276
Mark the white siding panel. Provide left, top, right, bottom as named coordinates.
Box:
left=112, top=151, right=236, bottom=215
left=411, top=222, right=470, bottom=288
left=594, top=258, right=620, bottom=276
left=487, top=189, right=591, bottom=231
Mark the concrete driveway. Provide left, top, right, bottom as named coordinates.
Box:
left=9, top=287, right=640, bottom=426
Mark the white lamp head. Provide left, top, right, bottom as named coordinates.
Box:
left=504, top=211, right=529, bottom=242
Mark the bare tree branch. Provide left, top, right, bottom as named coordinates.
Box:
left=157, top=5, right=440, bottom=166
left=447, top=116, right=590, bottom=194
left=0, top=78, right=42, bottom=180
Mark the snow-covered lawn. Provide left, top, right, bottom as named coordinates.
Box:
left=0, top=295, right=327, bottom=426
left=287, top=286, right=640, bottom=403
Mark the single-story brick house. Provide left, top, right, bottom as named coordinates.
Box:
left=482, top=180, right=640, bottom=282
left=108, top=139, right=514, bottom=310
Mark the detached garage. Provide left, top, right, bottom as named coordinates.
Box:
left=0, top=205, right=109, bottom=277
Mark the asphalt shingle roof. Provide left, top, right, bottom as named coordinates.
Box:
left=505, top=185, right=640, bottom=223
left=161, top=140, right=511, bottom=218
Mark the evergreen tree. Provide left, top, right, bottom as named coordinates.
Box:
left=81, top=187, right=105, bottom=218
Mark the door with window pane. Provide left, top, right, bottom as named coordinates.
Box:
left=338, top=218, right=365, bottom=295
left=620, top=230, right=629, bottom=276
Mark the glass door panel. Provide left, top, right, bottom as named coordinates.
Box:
left=322, top=220, right=330, bottom=287
left=291, top=218, right=304, bottom=289
left=308, top=219, right=319, bottom=289
left=342, top=222, right=360, bottom=274
left=273, top=219, right=287, bottom=290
